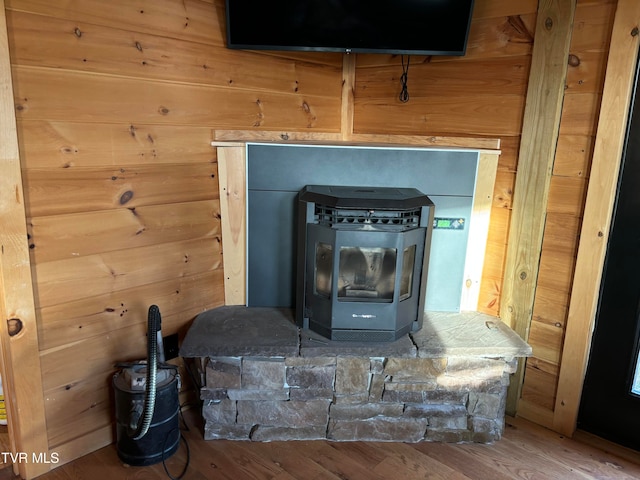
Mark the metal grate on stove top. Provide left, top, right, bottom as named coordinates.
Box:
left=314, top=205, right=422, bottom=230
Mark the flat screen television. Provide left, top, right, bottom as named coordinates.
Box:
left=224, top=0, right=475, bottom=56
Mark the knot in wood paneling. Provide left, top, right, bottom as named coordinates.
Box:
left=7, top=318, right=23, bottom=337
left=119, top=190, right=134, bottom=205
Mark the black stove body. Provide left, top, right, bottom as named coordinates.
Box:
left=296, top=185, right=435, bottom=342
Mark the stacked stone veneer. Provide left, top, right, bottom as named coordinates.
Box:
left=202, top=354, right=516, bottom=442
left=181, top=307, right=531, bottom=444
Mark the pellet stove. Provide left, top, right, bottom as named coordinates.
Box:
left=296, top=185, right=435, bottom=342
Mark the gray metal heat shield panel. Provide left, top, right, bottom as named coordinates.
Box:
left=248, top=190, right=297, bottom=307
left=423, top=195, right=472, bottom=311
left=247, top=144, right=478, bottom=312
left=248, top=144, right=476, bottom=196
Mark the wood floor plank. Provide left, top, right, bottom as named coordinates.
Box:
left=231, top=441, right=345, bottom=480
left=73, top=444, right=167, bottom=480
left=187, top=440, right=296, bottom=480
left=3, top=408, right=639, bottom=480
left=408, top=442, right=517, bottom=480
left=316, top=440, right=388, bottom=470
left=504, top=417, right=640, bottom=480
left=372, top=442, right=472, bottom=480
left=297, top=441, right=389, bottom=480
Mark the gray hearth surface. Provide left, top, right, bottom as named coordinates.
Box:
left=180, top=306, right=531, bottom=443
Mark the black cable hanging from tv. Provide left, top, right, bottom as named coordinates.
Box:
left=399, top=55, right=410, bottom=103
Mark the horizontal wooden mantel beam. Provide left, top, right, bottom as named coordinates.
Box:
left=212, top=129, right=501, bottom=152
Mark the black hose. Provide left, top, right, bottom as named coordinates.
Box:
left=131, top=304, right=161, bottom=440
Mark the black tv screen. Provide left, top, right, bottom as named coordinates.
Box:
left=225, top=0, right=475, bottom=56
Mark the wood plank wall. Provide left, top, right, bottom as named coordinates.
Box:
left=1, top=0, right=619, bottom=470
left=352, top=0, right=615, bottom=427
left=522, top=0, right=616, bottom=426
left=4, top=0, right=344, bottom=467
left=352, top=0, right=538, bottom=314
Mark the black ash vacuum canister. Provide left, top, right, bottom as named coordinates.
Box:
left=113, top=305, right=180, bottom=466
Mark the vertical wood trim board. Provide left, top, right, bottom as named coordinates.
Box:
left=499, top=0, right=576, bottom=416
left=0, top=2, right=50, bottom=478
left=217, top=146, right=247, bottom=306
left=460, top=152, right=500, bottom=311
left=553, top=0, right=640, bottom=437
left=341, top=53, right=356, bottom=141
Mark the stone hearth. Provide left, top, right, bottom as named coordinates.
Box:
left=180, top=306, right=531, bottom=443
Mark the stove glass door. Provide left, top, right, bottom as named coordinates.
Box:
left=337, top=246, right=396, bottom=302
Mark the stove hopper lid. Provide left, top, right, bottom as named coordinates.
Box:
left=299, top=185, right=433, bottom=209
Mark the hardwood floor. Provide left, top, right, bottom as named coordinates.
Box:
left=1, top=409, right=639, bottom=479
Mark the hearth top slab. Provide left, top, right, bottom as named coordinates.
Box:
left=180, top=306, right=531, bottom=359
left=180, top=306, right=299, bottom=357
left=413, top=311, right=532, bottom=358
